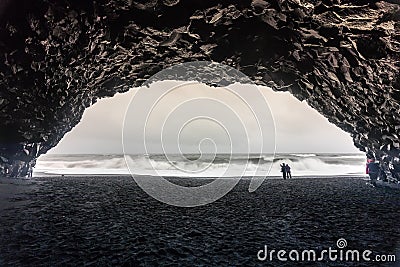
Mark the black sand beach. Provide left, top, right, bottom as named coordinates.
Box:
left=0, top=176, right=399, bottom=266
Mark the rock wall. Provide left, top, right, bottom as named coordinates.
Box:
left=0, top=0, right=399, bottom=177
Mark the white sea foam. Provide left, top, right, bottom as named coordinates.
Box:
left=33, top=153, right=366, bottom=177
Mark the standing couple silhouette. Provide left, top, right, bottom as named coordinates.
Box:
left=280, top=163, right=292, bottom=179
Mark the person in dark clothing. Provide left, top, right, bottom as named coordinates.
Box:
left=285, top=164, right=292, bottom=179
left=280, top=163, right=287, bottom=179
left=366, top=158, right=380, bottom=186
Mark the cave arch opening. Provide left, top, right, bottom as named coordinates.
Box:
left=33, top=82, right=363, bottom=177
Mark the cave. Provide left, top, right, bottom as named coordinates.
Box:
left=0, top=0, right=399, bottom=177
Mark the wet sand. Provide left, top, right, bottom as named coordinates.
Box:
left=0, top=176, right=399, bottom=266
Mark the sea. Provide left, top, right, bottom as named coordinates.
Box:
left=33, top=153, right=367, bottom=177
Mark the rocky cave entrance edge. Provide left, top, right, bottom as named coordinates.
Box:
left=0, top=0, right=399, bottom=177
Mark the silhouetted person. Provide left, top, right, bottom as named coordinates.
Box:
left=366, top=156, right=374, bottom=174
left=285, top=164, right=292, bottom=179
left=366, top=158, right=380, bottom=186
left=280, top=163, right=287, bottom=179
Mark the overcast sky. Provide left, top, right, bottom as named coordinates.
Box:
left=48, top=81, right=360, bottom=154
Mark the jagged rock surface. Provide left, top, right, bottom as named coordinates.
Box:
left=0, top=0, right=399, bottom=177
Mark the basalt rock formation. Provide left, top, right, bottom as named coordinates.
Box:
left=0, top=0, right=399, bottom=177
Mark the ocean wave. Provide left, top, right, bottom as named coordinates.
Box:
left=34, top=154, right=365, bottom=177
left=289, top=153, right=317, bottom=157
